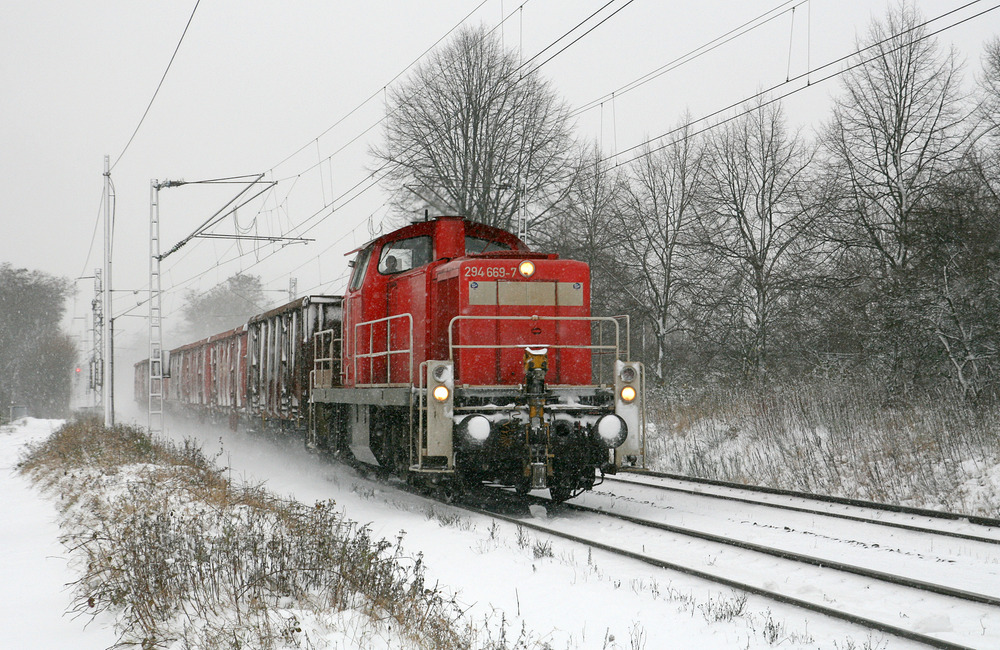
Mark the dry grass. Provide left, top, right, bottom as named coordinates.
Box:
left=646, top=378, right=1000, bottom=516
left=18, top=418, right=541, bottom=649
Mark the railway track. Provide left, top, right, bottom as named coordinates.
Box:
left=613, top=469, right=1000, bottom=544
left=456, top=476, right=1000, bottom=649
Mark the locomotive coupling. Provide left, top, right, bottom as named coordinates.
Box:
left=524, top=347, right=550, bottom=438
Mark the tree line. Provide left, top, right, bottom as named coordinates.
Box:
left=0, top=263, right=76, bottom=418
left=373, top=6, right=1000, bottom=399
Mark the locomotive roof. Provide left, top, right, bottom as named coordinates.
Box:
left=347, top=215, right=528, bottom=256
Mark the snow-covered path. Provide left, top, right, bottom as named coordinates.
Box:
left=0, top=418, right=118, bottom=650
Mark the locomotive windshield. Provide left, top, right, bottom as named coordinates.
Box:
left=465, top=236, right=511, bottom=254
left=378, top=235, right=432, bottom=274
left=349, top=246, right=373, bottom=291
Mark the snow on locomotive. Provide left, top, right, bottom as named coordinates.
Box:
left=136, top=216, right=644, bottom=501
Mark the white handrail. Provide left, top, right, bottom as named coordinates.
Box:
left=353, top=313, right=414, bottom=387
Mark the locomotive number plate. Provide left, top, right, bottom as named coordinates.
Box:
left=464, top=265, right=517, bottom=279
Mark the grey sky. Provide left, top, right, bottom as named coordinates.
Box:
left=1, top=1, right=996, bottom=347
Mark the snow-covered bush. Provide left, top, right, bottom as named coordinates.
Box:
left=646, top=377, right=1000, bottom=516
left=18, top=420, right=490, bottom=649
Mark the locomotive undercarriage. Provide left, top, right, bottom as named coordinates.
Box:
left=451, top=387, right=618, bottom=502
left=309, top=347, right=639, bottom=502
left=307, top=392, right=617, bottom=502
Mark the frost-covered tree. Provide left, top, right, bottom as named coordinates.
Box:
left=824, top=2, right=971, bottom=276
left=0, top=263, right=75, bottom=417
left=179, top=273, right=267, bottom=341
left=616, top=120, right=705, bottom=380
left=371, top=25, right=576, bottom=233
left=695, top=99, right=817, bottom=377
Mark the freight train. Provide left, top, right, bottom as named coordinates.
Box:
left=135, top=216, right=644, bottom=501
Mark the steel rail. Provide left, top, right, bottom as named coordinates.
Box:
left=605, top=474, right=1000, bottom=546
left=458, top=497, right=981, bottom=650
left=623, top=468, right=1000, bottom=529
left=552, top=498, right=1000, bottom=607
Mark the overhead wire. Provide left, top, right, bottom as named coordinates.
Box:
left=569, top=0, right=802, bottom=117
left=77, top=188, right=106, bottom=279
left=516, top=0, right=635, bottom=76
left=149, top=0, right=991, bottom=324
left=110, top=0, right=201, bottom=171
left=601, top=0, right=995, bottom=172
left=154, top=0, right=814, bottom=320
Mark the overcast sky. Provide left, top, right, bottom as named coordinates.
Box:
left=1, top=1, right=997, bottom=353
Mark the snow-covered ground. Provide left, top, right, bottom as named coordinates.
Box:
left=4, top=415, right=956, bottom=648
left=0, top=418, right=119, bottom=650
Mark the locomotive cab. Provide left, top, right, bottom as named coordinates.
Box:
left=309, top=215, right=644, bottom=501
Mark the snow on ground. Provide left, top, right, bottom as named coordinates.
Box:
left=0, top=418, right=118, bottom=650
left=4, top=415, right=932, bottom=648
left=148, top=413, right=922, bottom=649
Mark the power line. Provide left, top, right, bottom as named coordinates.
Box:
left=603, top=0, right=995, bottom=172
left=570, top=0, right=803, bottom=118
left=517, top=0, right=636, bottom=76
left=77, top=188, right=106, bottom=279
left=269, top=0, right=497, bottom=172
left=110, top=0, right=201, bottom=171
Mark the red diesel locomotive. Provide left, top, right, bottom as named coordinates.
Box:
left=136, top=216, right=644, bottom=501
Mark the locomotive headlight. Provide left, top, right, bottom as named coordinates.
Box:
left=432, top=385, right=450, bottom=402
left=620, top=366, right=637, bottom=383
left=518, top=260, right=536, bottom=278
left=459, top=414, right=491, bottom=443
left=620, top=385, right=637, bottom=403
left=596, top=414, right=628, bottom=448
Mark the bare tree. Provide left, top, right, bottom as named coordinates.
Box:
left=616, top=120, right=704, bottom=380
left=695, top=99, right=817, bottom=377
left=824, top=2, right=971, bottom=275
left=179, top=273, right=267, bottom=341
left=978, top=37, right=1000, bottom=204
left=535, top=143, right=625, bottom=312
left=371, top=25, right=576, bottom=232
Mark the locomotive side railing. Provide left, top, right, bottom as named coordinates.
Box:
left=353, top=313, right=414, bottom=387
left=446, top=314, right=630, bottom=386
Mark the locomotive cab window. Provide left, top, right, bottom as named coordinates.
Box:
left=379, top=236, right=432, bottom=275
left=466, top=236, right=511, bottom=254
left=348, top=246, right=373, bottom=291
